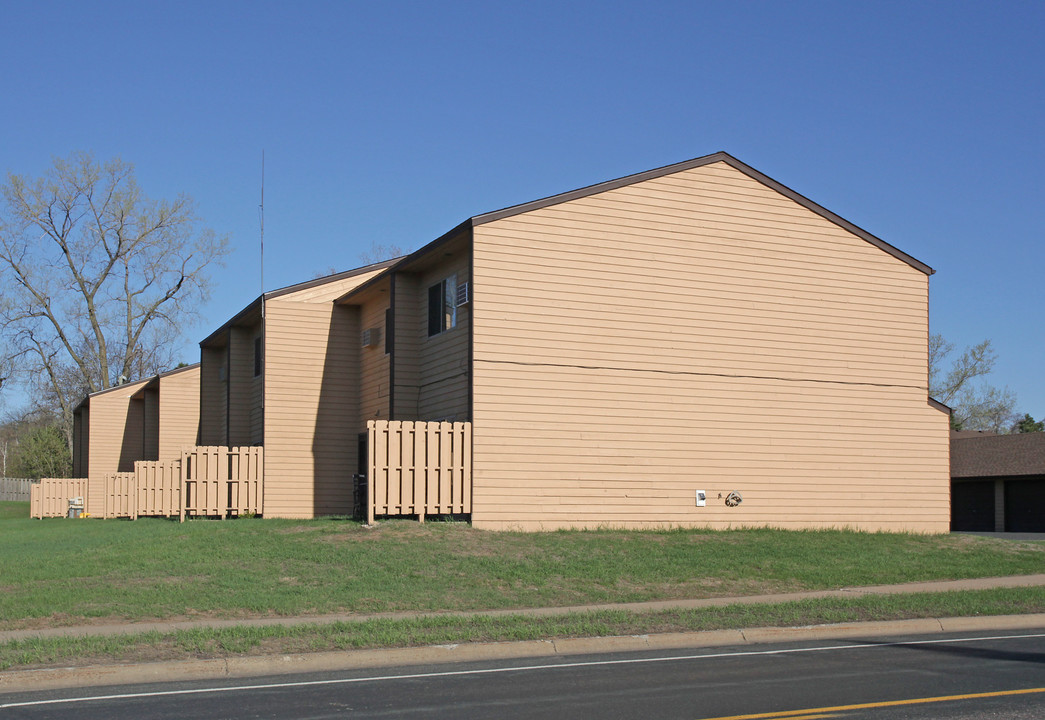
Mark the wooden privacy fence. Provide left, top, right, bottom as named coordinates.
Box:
left=32, top=446, right=263, bottom=520
left=368, top=420, right=472, bottom=524
left=181, top=446, right=264, bottom=521
left=31, top=478, right=88, bottom=518
left=1, top=477, right=34, bottom=502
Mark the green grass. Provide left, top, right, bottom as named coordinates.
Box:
left=2, top=587, right=1042, bottom=671
left=0, top=515, right=1042, bottom=630
left=0, top=501, right=29, bottom=520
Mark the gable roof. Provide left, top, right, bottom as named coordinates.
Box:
left=335, top=151, right=933, bottom=305
left=72, top=363, right=202, bottom=414
left=201, top=257, right=401, bottom=347
left=472, top=152, right=933, bottom=275
left=952, top=432, right=1045, bottom=478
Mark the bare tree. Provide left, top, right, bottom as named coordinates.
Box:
left=929, top=334, right=1018, bottom=432
left=0, top=153, right=228, bottom=443
left=358, top=241, right=406, bottom=265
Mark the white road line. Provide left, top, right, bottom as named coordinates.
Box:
left=2, top=631, right=1044, bottom=710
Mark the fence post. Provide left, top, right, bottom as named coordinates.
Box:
left=218, top=446, right=229, bottom=519
left=179, top=449, right=188, bottom=523
left=367, top=422, right=377, bottom=525
left=131, top=464, right=139, bottom=521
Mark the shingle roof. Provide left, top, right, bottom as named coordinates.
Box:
left=951, top=432, right=1045, bottom=478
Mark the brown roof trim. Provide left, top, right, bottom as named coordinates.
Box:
left=929, top=397, right=951, bottom=414
left=72, top=377, right=153, bottom=414
left=155, top=362, right=201, bottom=380
left=472, top=151, right=934, bottom=276
left=265, top=257, right=401, bottom=301
left=73, top=363, right=202, bottom=410
left=331, top=268, right=393, bottom=305
left=199, top=299, right=261, bottom=348
left=334, top=222, right=472, bottom=305
left=201, top=259, right=401, bottom=347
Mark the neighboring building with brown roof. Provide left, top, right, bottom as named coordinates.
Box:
left=951, top=431, right=1045, bottom=532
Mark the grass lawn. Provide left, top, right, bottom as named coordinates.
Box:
left=0, top=501, right=29, bottom=521
left=3, top=587, right=1043, bottom=670
left=1, top=508, right=1042, bottom=631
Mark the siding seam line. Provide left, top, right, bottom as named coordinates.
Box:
left=475, top=358, right=928, bottom=391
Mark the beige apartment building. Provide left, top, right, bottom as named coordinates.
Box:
left=69, top=151, right=952, bottom=531
left=71, top=364, right=201, bottom=515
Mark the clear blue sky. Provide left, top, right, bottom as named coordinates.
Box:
left=2, top=0, right=1042, bottom=419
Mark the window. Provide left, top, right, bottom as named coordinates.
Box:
left=427, top=273, right=457, bottom=337
left=253, top=336, right=262, bottom=377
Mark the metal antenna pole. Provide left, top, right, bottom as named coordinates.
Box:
left=259, top=150, right=265, bottom=296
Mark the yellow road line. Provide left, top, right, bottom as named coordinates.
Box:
left=696, top=686, right=1045, bottom=720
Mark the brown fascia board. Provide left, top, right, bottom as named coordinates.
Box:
left=73, top=377, right=153, bottom=413
left=200, top=258, right=402, bottom=347
left=928, top=397, right=951, bottom=414
left=334, top=153, right=933, bottom=301
left=155, top=362, right=201, bottom=379
left=264, top=257, right=401, bottom=300
left=199, top=299, right=261, bottom=348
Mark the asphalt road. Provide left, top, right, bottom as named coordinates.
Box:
left=3, top=629, right=1043, bottom=719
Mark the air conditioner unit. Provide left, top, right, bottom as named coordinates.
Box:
left=456, top=281, right=470, bottom=306
left=361, top=327, right=381, bottom=347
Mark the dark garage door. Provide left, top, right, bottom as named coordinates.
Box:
left=1005, top=478, right=1045, bottom=532
left=951, top=480, right=995, bottom=531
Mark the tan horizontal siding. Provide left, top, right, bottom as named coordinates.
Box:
left=143, top=389, right=159, bottom=461
left=158, top=367, right=201, bottom=461
left=474, top=231, right=928, bottom=388
left=250, top=375, right=264, bottom=445
left=199, top=347, right=226, bottom=446
left=227, top=325, right=257, bottom=447
left=83, top=380, right=150, bottom=515
left=478, top=221, right=920, bottom=288
left=264, top=300, right=359, bottom=518
left=392, top=273, right=422, bottom=418
left=471, top=160, right=947, bottom=531
left=416, top=257, right=470, bottom=420
left=471, top=365, right=948, bottom=531
left=359, top=295, right=391, bottom=426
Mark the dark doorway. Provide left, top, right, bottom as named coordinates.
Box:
left=1005, top=478, right=1045, bottom=532
left=951, top=480, right=995, bottom=531
left=353, top=433, right=368, bottom=520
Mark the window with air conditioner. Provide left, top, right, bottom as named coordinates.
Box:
left=427, top=273, right=457, bottom=337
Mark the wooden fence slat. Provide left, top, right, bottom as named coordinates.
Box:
left=461, top=423, right=472, bottom=513
left=367, top=420, right=472, bottom=522
left=30, top=478, right=89, bottom=519
left=411, top=421, right=424, bottom=520
left=31, top=446, right=262, bottom=522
